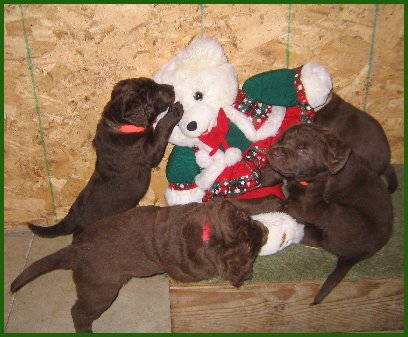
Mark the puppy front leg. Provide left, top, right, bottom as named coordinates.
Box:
left=147, top=102, right=184, bottom=166
left=280, top=199, right=307, bottom=223
left=281, top=197, right=327, bottom=225
left=300, top=224, right=323, bottom=247
left=228, top=195, right=283, bottom=215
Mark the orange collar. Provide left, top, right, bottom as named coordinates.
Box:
left=119, top=124, right=146, bottom=133
left=298, top=181, right=309, bottom=186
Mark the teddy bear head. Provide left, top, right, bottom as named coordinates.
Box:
left=154, top=36, right=238, bottom=140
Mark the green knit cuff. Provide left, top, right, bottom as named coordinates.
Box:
left=166, top=146, right=201, bottom=184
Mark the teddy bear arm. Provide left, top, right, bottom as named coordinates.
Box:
left=242, top=68, right=299, bottom=106
left=166, top=145, right=201, bottom=184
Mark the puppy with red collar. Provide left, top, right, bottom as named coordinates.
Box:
left=265, top=123, right=393, bottom=305
left=12, top=200, right=268, bottom=332
left=29, top=78, right=183, bottom=238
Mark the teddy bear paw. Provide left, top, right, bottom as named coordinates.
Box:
left=225, top=147, right=242, bottom=166
left=301, top=61, right=333, bottom=109
left=195, top=173, right=215, bottom=190
left=195, top=149, right=213, bottom=168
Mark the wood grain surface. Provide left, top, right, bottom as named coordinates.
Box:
left=170, top=278, right=404, bottom=332
left=4, top=4, right=404, bottom=229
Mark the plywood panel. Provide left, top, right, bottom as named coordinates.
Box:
left=4, top=4, right=404, bottom=228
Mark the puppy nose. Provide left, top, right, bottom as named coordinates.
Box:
left=269, top=147, right=284, bottom=158
left=187, top=121, right=197, bottom=131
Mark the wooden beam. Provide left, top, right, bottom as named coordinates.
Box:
left=170, top=278, right=403, bottom=332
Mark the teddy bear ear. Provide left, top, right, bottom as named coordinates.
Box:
left=183, top=36, right=228, bottom=67
left=154, top=36, right=227, bottom=84
left=154, top=58, right=178, bottom=84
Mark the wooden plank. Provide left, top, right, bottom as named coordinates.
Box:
left=170, top=278, right=404, bottom=332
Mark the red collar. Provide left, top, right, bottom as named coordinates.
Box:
left=118, top=124, right=146, bottom=133
left=298, top=181, right=309, bottom=187
left=202, top=220, right=211, bottom=242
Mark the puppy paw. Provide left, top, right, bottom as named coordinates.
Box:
left=168, top=101, right=184, bottom=121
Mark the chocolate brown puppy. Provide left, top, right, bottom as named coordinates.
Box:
left=266, top=123, right=393, bottom=305
left=11, top=200, right=269, bottom=332
left=29, top=78, right=183, bottom=238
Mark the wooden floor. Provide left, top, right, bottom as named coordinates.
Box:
left=170, top=278, right=404, bottom=332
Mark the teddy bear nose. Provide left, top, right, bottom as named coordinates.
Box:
left=187, top=121, right=197, bottom=131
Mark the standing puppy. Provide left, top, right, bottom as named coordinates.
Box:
left=29, top=78, right=183, bottom=237
left=11, top=200, right=268, bottom=332
left=266, top=123, right=393, bottom=305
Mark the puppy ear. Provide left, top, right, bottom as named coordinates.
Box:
left=325, top=133, right=351, bottom=174
left=207, top=200, right=247, bottom=246
left=207, top=201, right=265, bottom=287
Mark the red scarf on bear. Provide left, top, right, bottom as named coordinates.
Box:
left=198, top=108, right=230, bottom=156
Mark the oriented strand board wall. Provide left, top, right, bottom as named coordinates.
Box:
left=4, top=4, right=404, bottom=229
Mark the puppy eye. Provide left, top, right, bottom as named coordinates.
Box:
left=194, top=91, right=203, bottom=101
left=297, top=145, right=307, bottom=154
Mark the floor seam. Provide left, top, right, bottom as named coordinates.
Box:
left=4, top=232, right=36, bottom=331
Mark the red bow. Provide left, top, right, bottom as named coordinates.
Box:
left=198, top=108, right=230, bottom=156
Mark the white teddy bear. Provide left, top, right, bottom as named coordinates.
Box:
left=154, top=36, right=332, bottom=206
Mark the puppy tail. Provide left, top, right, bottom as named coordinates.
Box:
left=383, top=163, right=398, bottom=194
left=28, top=218, right=77, bottom=237
left=310, top=257, right=358, bottom=305
left=10, top=246, right=76, bottom=293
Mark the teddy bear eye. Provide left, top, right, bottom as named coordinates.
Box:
left=194, top=91, right=203, bottom=101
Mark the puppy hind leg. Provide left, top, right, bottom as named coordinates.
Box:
left=310, top=257, right=358, bottom=306
left=71, top=283, right=122, bottom=333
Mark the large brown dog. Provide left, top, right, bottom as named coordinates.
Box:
left=11, top=199, right=279, bottom=332
left=265, top=123, right=393, bottom=305
left=261, top=92, right=397, bottom=193
left=29, top=78, right=183, bottom=238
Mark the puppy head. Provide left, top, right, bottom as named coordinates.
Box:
left=267, top=124, right=351, bottom=181
left=103, top=77, right=175, bottom=128
left=207, top=201, right=268, bottom=287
